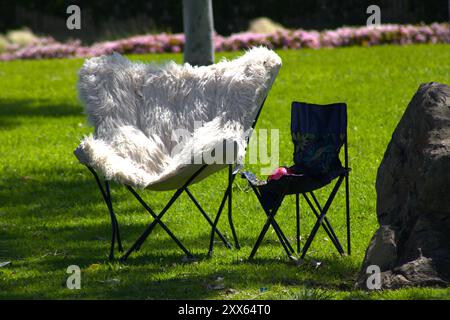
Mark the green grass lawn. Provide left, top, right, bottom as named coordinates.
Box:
left=0, top=45, right=449, bottom=300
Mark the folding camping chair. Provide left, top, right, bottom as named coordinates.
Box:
left=242, top=102, right=351, bottom=260
left=73, top=47, right=282, bottom=261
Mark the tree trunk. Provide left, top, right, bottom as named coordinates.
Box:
left=182, top=0, right=214, bottom=66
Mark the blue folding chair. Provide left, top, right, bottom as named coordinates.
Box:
left=242, top=102, right=351, bottom=260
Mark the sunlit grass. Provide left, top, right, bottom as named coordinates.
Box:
left=0, top=44, right=449, bottom=299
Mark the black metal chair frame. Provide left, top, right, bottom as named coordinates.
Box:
left=246, top=124, right=351, bottom=261
left=87, top=164, right=239, bottom=261
left=83, top=99, right=267, bottom=261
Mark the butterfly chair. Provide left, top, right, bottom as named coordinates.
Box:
left=74, top=47, right=282, bottom=261
left=242, top=102, right=350, bottom=261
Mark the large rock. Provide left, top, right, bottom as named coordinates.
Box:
left=357, top=82, right=450, bottom=289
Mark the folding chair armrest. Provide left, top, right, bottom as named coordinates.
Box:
left=240, top=171, right=267, bottom=187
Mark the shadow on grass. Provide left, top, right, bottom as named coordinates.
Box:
left=77, top=255, right=357, bottom=299
left=1, top=249, right=357, bottom=299
left=0, top=167, right=240, bottom=259
left=0, top=165, right=358, bottom=299
left=0, top=99, right=83, bottom=129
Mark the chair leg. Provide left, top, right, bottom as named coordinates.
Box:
left=104, top=182, right=116, bottom=261
left=87, top=166, right=122, bottom=260
left=256, top=188, right=294, bottom=253
left=301, top=176, right=344, bottom=259
left=227, top=165, right=240, bottom=249
left=269, top=212, right=295, bottom=253
left=208, top=185, right=231, bottom=256
left=248, top=188, right=294, bottom=260
left=185, top=188, right=232, bottom=248
left=305, top=192, right=345, bottom=255
left=208, top=169, right=237, bottom=256
left=345, top=172, right=351, bottom=255
left=107, top=207, right=116, bottom=260
left=105, top=181, right=123, bottom=252
left=296, top=193, right=300, bottom=254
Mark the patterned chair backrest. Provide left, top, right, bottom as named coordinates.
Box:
left=291, top=102, right=347, bottom=176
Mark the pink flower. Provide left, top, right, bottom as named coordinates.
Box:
left=1, top=23, right=449, bottom=61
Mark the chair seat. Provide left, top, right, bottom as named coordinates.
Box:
left=75, top=123, right=243, bottom=190
left=242, top=167, right=350, bottom=195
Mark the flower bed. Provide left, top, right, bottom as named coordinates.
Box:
left=1, top=23, right=448, bottom=61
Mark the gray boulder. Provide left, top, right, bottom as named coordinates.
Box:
left=357, top=82, right=450, bottom=289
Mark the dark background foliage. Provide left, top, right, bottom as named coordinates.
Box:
left=0, top=0, right=447, bottom=43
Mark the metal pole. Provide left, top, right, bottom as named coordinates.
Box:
left=227, top=165, right=240, bottom=249
left=296, top=193, right=300, bottom=254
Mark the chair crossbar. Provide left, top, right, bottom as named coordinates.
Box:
left=303, top=192, right=344, bottom=255
left=121, top=185, right=192, bottom=261
left=248, top=185, right=295, bottom=260
left=185, top=188, right=232, bottom=249
left=300, top=175, right=345, bottom=259
left=88, top=164, right=241, bottom=262
left=247, top=174, right=347, bottom=261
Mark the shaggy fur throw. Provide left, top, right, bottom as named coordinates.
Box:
left=74, top=47, right=282, bottom=190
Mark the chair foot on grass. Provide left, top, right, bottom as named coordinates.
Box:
left=181, top=255, right=197, bottom=263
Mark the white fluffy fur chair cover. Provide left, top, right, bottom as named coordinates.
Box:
left=74, top=47, right=282, bottom=190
